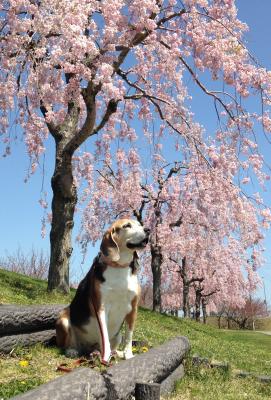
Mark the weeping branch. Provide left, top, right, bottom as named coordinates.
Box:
left=159, top=39, right=235, bottom=121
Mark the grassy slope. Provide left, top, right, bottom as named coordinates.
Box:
left=0, top=268, right=75, bottom=305
left=0, top=268, right=270, bottom=400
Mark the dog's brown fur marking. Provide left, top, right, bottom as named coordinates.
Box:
left=56, top=308, right=70, bottom=348
left=125, top=295, right=139, bottom=331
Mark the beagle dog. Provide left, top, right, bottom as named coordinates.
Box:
left=56, top=218, right=149, bottom=363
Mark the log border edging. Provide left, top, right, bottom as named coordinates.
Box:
left=192, top=354, right=271, bottom=384
left=0, top=305, right=190, bottom=399
left=10, top=337, right=190, bottom=399
left=0, top=304, right=66, bottom=336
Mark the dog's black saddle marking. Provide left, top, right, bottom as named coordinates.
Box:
left=69, top=252, right=139, bottom=327
left=70, top=255, right=105, bottom=327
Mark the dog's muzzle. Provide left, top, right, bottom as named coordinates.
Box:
left=126, top=228, right=150, bottom=249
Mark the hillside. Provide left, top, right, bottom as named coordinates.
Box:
left=0, top=268, right=75, bottom=305
left=0, top=268, right=270, bottom=400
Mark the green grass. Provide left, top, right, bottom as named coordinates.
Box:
left=0, top=268, right=75, bottom=305
left=135, top=309, right=271, bottom=375
left=0, top=268, right=270, bottom=399
left=172, top=366, right=271, bottom=400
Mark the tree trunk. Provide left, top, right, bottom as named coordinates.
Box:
left=195, top=289, right=201, bottom=322
left=252, top=319, right=255, bottom=331
left=227, top=317, right=231, bottom=329
left=239, top=318, right=248, bottom=330
left=47, top=145, right=77, bottom=293
left=202, top=298, right=207, bottom=324
left=183, top=283, right=190, bottom=318
left=182, top=258, right=190, bottom=318
left=151, top=244, right=163, bottom=313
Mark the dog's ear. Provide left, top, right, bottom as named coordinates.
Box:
left=100, top=228, right=120, bottom=262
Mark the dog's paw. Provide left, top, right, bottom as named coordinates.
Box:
left=89, top=350, right=101, bottom=360
left=65, top=348, right=79, bottom=359
left=123, top=350, right=134, bottom=360
left=116, top=350, right=124, bottom=359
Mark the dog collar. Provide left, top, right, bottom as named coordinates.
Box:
left=98, top=253, right=131, bottom=268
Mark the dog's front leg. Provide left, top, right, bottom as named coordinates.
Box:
left=122, top=296, right=138, bottom=360
left=122, top=323, right=134, bottom=360
left=96, top=307, right=111, bottom=363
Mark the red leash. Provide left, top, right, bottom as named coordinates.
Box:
left=91, top=298, right=108, bottom=364
left=57, top=302, right=109, bottom=373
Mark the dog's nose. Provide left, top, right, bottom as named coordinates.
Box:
left=144, top=227, right=150, bottom=234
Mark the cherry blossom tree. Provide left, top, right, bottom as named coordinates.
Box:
left=1, top=0, right=271, bottom=293
left=216, top=297, right=269, bottom=330
left=78, top=147, right=269, bottom=313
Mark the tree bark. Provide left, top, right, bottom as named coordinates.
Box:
left=227, top=317, right=231, bottom=329
left=202, top=298, right=207, bottom=324
left=13, top=337, right=190, bottom=400
left=0, top=304, right=65, bottom=335
left=0, top=330, right=56, bottom=353
left=160, top=363, right=184, bottom=397
left=180, top=257, right=189, bottom=318
left=183, top=283, right=190, bottom=318
left=151, top=244, right=163, bottom=313
left=195, top=289, right=201, bottom=322
left=135, top=383, right=160, bottom=400
left=239, top=318, right=248, bottom=330
left=47, top=144, right=77, bottom=293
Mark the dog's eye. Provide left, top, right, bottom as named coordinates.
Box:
left=123, top=223, right=132, bottom=229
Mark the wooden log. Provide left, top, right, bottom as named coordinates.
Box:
left=256, top=375, right=271, bottom=383
left=11, top=336, right=190, bottom=400
left=160, top=363, right=184, bottom=397
left=0, top=304, right=65, bottom=335
left=135, top=382, right=160, bottom=400
left=104, top=336, right=190, bottom=399
left=11, top=367, right=107, bottom=400
left=0, top=330, right=55, bottom=353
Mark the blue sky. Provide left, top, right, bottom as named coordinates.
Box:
left=0, top=0, right=271, bottom=305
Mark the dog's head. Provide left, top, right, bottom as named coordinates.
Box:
left=100, top=219, right=150, bottom=262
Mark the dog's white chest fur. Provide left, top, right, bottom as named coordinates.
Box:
left=100, top=266, right=138, bottom=337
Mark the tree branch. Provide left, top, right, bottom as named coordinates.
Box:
left=159, top=39, right=235, bottom=121
left=156, top=9, right=186, bottom=27
left=39, top=101, right=60, bottom=139
left=91, top=99, right=119, bottom=135
left=133, top=199, right=150, bottom=225
left=63, top=84, right=96, bottom=153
